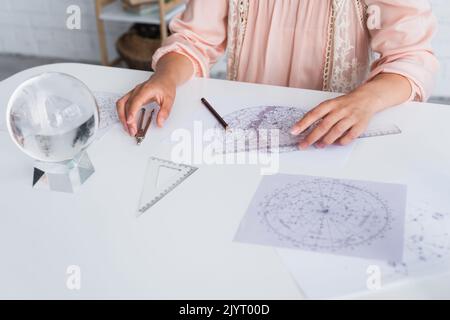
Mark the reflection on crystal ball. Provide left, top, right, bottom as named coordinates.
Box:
left=6, top=72, right=99, bottom=162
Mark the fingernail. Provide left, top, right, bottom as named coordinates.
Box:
left=299, top=142, right=308, bottom=150
left=290, top=128, right=300, bottom=135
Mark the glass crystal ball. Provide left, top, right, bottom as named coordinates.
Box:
left=6, top=72, right=99, bottom=162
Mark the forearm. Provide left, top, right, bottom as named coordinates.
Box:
left=351, top=73, right=413, bottom=114
left=152, top=52, right=195, bottom=87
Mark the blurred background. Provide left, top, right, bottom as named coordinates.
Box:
left=0, top=0, right=447, bottom=103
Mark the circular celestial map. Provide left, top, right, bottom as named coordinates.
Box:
left=214, top=106, right=314, bottom=153
left=257, top=179, right=393, bottom=252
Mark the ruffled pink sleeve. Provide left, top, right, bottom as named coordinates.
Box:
left=152, top=0, right=228, bottom=78
left=366, top=0, right=439, bottom=101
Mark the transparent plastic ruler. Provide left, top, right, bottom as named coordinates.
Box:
left=215, top=122, right=402, bottom=153
left=137, top=157, right=198, bottom=216
left=359, top=123, right=402, bottom=139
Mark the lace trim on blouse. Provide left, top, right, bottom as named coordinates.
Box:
left=227, top=0, right=250, bottom=81
left=324, top=0, right=371, bottom=93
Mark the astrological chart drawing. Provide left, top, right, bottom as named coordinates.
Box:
left=93, top=91, right=121, bottom=138
left=213, top=106, right=312, bottom=153
left=275, top=197, right=450, bottom=299
left=235, top=174, right=407, bottom=261
left=387, top=200, right=450, bottom=277
left=260, top=180, right=392, bottom=251
left=277, top=195, right=450, bottom=299
left=212, top=106, right=401, bottom=153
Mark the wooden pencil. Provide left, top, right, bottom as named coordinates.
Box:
left=201, top=97, right=229, bottom=130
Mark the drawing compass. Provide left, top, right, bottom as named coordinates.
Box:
left=135, top=108, right=154, bottom=145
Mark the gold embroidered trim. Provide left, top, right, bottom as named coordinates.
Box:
left=227, top=0, right=249, bottom=81
left=354, top=0, right=368, bottom=31
left=323, top=0, right=371, bottom=92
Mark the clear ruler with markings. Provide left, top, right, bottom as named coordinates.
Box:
left=359, top=123, right=402, bottom=139
left=137, top=157, right=198, bottom=216
left=217, top=122, right=402, bottom=153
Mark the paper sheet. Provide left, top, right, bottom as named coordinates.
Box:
left=186, top=105, right=356, bottom=170
left=276, top=174, right=450, bottom=299
left=93, top=91, right=159, bottom=141
left=93, top=91, right=122, bottom=139
left=234, top=174, right=407, bottom=261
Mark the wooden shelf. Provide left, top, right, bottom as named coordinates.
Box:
left=100, top=0, right=185, bottom=25
left=95, top=0, right=186, bottom=66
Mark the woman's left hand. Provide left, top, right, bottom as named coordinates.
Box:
left=290, top=73, right=413, bottom=149
left=290, top=91, right=381, bottom=149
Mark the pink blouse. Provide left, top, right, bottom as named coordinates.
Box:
left=152, top=0, right=439, bottom=101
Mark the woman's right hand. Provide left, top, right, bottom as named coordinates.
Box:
left=116, top=73, right=176, bottom=137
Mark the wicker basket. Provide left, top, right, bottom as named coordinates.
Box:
left=116, top=30, right=161, bottom=71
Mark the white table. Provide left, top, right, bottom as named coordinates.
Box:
left=0, top=63, right=449, bottom=299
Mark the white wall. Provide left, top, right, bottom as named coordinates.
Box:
left=0, top=0, right=448, bottom=96
left=0, top=0, right=130, bottom=61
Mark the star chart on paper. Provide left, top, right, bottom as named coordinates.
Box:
left=257, top=179, right=393, bottom=252
left=214, top=106, right=310, bottom=153
left=276, top=198, right=450, bottom=299
left=93, top=91, right=121, bottom=138
left=213, top=106, right=401, bottom=153
left=388, top=200, right=450, bottom=276
left=235, top=174, right=406, bottom=261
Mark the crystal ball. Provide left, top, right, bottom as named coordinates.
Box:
left=6, top=72, right=99, bottom=162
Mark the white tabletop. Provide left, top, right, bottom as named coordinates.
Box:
left=0, top=63, right=449, bottom=299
